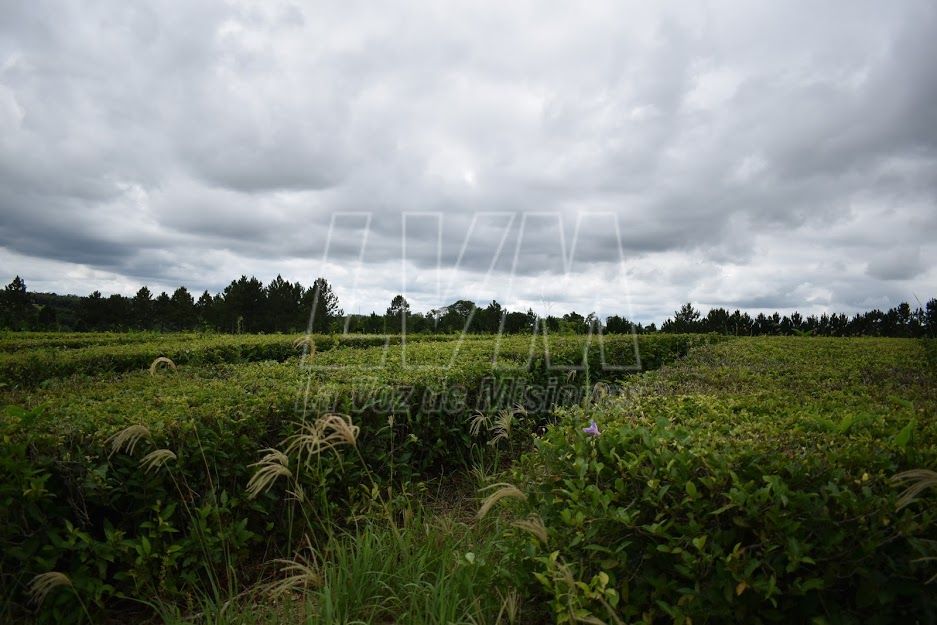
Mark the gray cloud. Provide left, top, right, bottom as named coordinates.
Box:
left=1, top=0, right=935, bottom=323
left=867, top=247, right=925, bottom=282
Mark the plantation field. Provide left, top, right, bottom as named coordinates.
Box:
left=1, top=333, right=936, bottom=624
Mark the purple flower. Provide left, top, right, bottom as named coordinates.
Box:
left=582, top=419, right=601, bottom=436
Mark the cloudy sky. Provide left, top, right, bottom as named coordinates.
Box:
left=1, top=1, right=935, bottom=324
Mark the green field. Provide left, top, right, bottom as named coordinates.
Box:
left=1, top=333, right=935, bottom=624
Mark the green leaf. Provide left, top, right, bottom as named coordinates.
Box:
left=708, top=503, right=736, bottom=516
left=887, top=395, right=914, bottom=410
left=685, top=480, right=698, bottom=498
left=894, top=418, right=915, bottom=448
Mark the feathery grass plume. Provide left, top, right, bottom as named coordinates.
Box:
left=293, top=335, right=317, bottom=365
left=286, top=483, right=306, bottom=503
left=264, top=538, right=322, bottom=597
left=246, top=448, right=293, bottom=499
left=28, top=572, right=72, bottom=606
left=469, top=410, right=490, bottom=437
left=140, top=449, right=177, bottom=473
left=284, top=414, right=359, bottom=467
left=490, top=408, right=513, bottom=446
left=893, top=468, right=937, bottom=510
left=491, top=404, right=528, bottom=445
left=512, top=514, right=548, bottom=545
left=149, top=356, right=176, bottom=376
left=477, top=482, right=527, bottom=519
left=107, top=424, right=152, bottom=456
left=320, top=413, right=359, bottom=447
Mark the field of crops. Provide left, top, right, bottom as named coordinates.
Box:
left=1, top=332, right=935, bottom=624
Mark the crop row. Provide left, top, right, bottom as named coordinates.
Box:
left=0, top=331, right=718, bottom=390
left=0, top=331, right=169, bottom=352
left=0, top=333, right=718, bottom=621
left=0, top=331, right=492, bottom=353
left=507, top=337, right=937, bottom=623
left=0, top=332, right=500, bottom=389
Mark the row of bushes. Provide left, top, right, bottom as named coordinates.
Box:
left=498, top=337, right=937, bottom=623
left=0, top=332, right=485, bottom=389
left=0, top=331, right=169, bottom=352
left=0, top=331, right=724, bottom=391
left=0, top=333, right=714, bottom=622
left=0, top=335, right=300, bottom=389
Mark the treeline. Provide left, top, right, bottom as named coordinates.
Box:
left=0, top=275, right=342, bottom=334
left=658, top=301, right=937, bottom=338
left=1, top=274, right=935, bottom=338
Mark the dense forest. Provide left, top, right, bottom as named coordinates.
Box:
left=1, top=274, right=935, bottom=338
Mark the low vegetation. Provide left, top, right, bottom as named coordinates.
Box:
left=1, top=334, right=935, bottom=623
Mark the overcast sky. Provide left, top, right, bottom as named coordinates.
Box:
left=1, top=1, right=935, bottom=324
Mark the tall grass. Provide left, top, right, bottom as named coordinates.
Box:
left=230, top=409, right=527, bottom=625
left=150, top=515, right=520, bottom=625
left=307, top=518, right=511, bottom=625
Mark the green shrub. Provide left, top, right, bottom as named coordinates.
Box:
left=500, top=338, right=937, bottom=624
left=0, top=334, right=302, bottom=389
